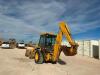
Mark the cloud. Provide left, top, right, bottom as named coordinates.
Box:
left=61, top=0, right=100, bottom=34
left=0, top=14, right=45, bottom=41
left=0, top=0, right=66, bottom=41
left=0, top=0, right=100, bottom=41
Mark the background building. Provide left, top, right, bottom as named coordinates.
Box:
left=62, top=40, right=100, bottom=59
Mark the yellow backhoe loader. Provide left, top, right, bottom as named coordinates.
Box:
left=25, top=21, right=78, bottom=64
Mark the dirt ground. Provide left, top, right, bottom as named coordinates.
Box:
left=0, top=48, right=100, bottom=75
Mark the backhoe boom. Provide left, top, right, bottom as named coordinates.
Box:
left=52, top=22, right=78, bottom=62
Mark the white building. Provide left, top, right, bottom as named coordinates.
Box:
left=62, top=40, right=100, bottom=59
left=76, top=40, right=100, bottom=59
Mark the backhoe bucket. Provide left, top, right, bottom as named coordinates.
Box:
left=61, top=45, right=78, bottom=56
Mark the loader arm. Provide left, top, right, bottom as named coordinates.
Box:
left=52, top=22, right=78, bottom=62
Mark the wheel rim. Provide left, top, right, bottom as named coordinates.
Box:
left=35, top=52, right=39, bottom=61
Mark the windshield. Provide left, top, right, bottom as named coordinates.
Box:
left=46, top=37, right=56, bottom=46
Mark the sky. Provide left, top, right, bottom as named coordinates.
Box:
left=0, top=0, right=100, bottom=42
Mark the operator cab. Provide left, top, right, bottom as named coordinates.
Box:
left=38, top=33, right=56, bottom=52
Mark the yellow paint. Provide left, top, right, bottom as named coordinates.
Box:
left=52, top=21, right=78, bottom=62
left=45, top=53, right=51, bottom=61
left=35, top=52, right=39, bottom=61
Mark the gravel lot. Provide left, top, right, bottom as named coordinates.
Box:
left=0, top=48, right=100, bottom=75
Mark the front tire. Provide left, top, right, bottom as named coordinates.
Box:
left=35, top=50, right=44, bottom=64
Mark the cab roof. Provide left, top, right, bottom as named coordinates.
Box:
left=40, top=32, right=56, bottom=37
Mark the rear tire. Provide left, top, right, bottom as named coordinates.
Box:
left=35, top=50, right=44, bottom=64
left=52, top=61, right=57, bottom=64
